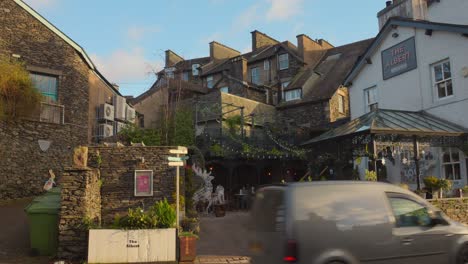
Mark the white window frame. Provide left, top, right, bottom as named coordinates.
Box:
left=220, top=86, right=229, bottom=93
left=251, top=67, right=260, bottom=85
left=284, top=89, right=301, bottom=102
left=431, top=59, right=453, bottom=100
left=206, top=76, right=214, bottom=88
left=281, top=81, right=290, bottom=100
left=278, top=53, right=289, bottom=70
left=364, top=86, right=378, bottom=113
left=192, top=64, right=200, bottom=76
left=264, top=60, right=270, bottom=70
left=338, top=94, right=345, bottom=114
left=441, top=148, right=461, bottom=181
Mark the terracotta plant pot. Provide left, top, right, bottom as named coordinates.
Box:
left=179, top=236, right=197, bottom=263
left=214, top=204, right=226, bottom=217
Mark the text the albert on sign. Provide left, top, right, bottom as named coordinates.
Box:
left=381, top=37, right=417, bottom=80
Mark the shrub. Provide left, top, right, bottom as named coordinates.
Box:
left=151, top=198, right=176, bottom=228
left=423, top=176, right=439, bottom=190
left=116, top=207, right=158, bottom=229
left=365, top=170, right=377, bottom=181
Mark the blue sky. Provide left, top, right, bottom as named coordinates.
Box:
left=23, top=0, right=385, bottom=96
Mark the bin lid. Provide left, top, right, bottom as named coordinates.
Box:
left=33, top=195, right=61, bottom=204
left=25, top=201, right=60, bottom=214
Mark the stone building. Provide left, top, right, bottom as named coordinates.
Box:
left=0, top=0, right=132, bottom=199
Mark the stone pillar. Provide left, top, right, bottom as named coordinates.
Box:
left=58, top=167, right=101, bottom=260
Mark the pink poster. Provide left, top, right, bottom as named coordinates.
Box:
left=137, top=175, right=150, bottom=193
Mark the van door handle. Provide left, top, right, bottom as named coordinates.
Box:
left=402, top=238, right=413, bottom=245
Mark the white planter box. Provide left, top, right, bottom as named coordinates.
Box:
left=88, top=228, right=176, bottom=263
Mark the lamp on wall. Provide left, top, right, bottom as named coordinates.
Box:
left=392, top=32, right=399, bottom=38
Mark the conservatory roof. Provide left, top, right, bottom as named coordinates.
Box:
left=302, top=109, right=467, bottom=145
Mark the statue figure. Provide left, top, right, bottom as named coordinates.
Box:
left=213, top=185, right=225, bottom=205
left=192, top=164, right=214, bottom=214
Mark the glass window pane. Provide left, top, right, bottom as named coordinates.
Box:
left=438, top=83, right=446, bottom=98
left=454, top=164, right=461, bottom=180
left=443, top=152, right=451, bottom=163
left=30, top=73, right=58, bottom=102
left=445, top=164, right=453, bottom=179
left=451, top=149, right=460, bottom=162
left=443, top=62, right=451, bottom=79
left=434, top=65, right=443, bottom=82
left=389, top=198, right=431, bottom=227
left=446, top=80, right=453, bottom=96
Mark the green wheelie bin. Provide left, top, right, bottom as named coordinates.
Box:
left=24, top=194, right=61, bottom=256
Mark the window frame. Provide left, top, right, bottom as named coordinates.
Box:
left=192, top=64, right=200, bottom=76
left=364, top=86, right=378, bottom=113
left=385, top=192, right=434, bottom=228
left=278, top=53, right=289, bottom=70
left=431, top=59, right=453, bottom=100
left=182, top=71, right=189, bottom=81
left=251, top=67, right=260, bottom=85
left=30, top=72, right=59, bottom=102
left=284, top=88, right=302, bottom=102
left=264, top=60, right=270, bottom=70
left=338, top=94, right=345, bottom=114
left=281, top=81, right=290, bottom=100
left=441, top=147, right=461, bottom=180
left=220, top=86, right=229, bottom=93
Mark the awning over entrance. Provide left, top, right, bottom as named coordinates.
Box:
left=302, top=109, right=467, bottom=145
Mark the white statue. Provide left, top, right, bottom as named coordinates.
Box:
left=192, top=164, right=214, bottom=214
left=214, top=185, right=225, bottom=205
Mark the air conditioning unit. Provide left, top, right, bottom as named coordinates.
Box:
left=114, top=122, right=126, bottom=134
left=99, top=103, right=114, bottom=121
left=113, top=95, right=126, bottom=121
left=98, top=124, right=114, bottom=138
left=126, top=105, right=136, bottom=122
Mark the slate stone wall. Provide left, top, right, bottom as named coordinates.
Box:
left=88, top=146, right=181, bottom=224
left=0, top=120, right=86, bottom=199
left=429, top=198, right=468, bottom=224
left=58, top=167, right=101, bottom=260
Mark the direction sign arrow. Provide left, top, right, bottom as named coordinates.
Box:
left=169, top=149, right=188, bottom=154
left=167, top=156, right=189, bottom=162
left=168, top=161, right=184, bottom=167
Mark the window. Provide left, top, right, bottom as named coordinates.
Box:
left=206, top=76, right=214, bottom=88
left=30, top=73, right=58, bottom=102
left=251, top=67, right=260, bottom=85
left=166, top=71, right=174, bottom=79
left=338, top=95, right=345, bottom=113
left=388, top=197, right=432, bottom=227
left=442, top=148, right=461, bottom=180
left=279, top=53, right=289, bottom=70
left=432, top=60, right=452, bottom=99
left=284, top=89, right=301, bottom=101
left=192, top=64, right=200, bottom=76
left=182, top=71, right=189, bottom=81
left=281, top=81, right=290, bottom=100
left=364, top=87, right=378, bottom=112
left=264, top=60, right=270, bottom=70
left=220, top=86, right=229, bottom=93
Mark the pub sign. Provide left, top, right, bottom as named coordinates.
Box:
left=381, top=37, right=417, bottom=80
left=134, top=170, right=154, bottom=196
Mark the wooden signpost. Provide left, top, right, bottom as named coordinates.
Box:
left=168, top=146, right=188, bottom=227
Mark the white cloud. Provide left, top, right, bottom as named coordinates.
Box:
left=265, top=0, right=304, bottom=21
left=127, top=26, right=161, bottom=42
left=23, top=0, right=57, bottom=9
left=234, top=4, right=261, bottom=31
left=90, top=48, right=162, bottom=84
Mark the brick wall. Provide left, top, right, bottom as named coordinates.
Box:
left=0, top=120, right=87, bottom=199
left=58, top=167, right=101, bottom=260
left=88, top=146, right=181, bottom=224
left=429, top=198, right=468, bottom=224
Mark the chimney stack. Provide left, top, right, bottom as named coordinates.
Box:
left=377, top=0, right=428, bottom=29
left=296, top=34, right=333, bottom=67
left=209, top=41, right=240, bottom=61
left=251, top=30, right=279, bottom=51
left=165, top=50, right=184, bottom=68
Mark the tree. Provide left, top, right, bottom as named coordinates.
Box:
left=0, top=59, right=42, bottom=121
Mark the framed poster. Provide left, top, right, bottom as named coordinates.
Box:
left=134, top=170, right=154, bottom=197
left=381, top=37, right=417, bottom=80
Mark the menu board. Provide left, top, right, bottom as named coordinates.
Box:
left=134, top=170, right=153, bottom=196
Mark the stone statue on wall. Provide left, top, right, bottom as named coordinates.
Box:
left=192, top=164, right=214, bottom=213
left=73, top=146, right=88, bottom=168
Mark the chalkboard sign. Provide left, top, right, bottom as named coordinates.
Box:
left=134, top=170, right=153, bottom=196
left=381, top=37, right=417, bottom=80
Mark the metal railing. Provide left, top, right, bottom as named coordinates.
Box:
left=40, top=102, right=64, bottom=124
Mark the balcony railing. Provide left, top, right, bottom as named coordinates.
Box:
left=40, top=102, right=64, bottom=124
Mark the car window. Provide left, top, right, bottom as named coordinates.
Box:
left=388, top=197, right=432, bottom=227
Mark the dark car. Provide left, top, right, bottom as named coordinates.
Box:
left=248, top=181, right=468, bottom=264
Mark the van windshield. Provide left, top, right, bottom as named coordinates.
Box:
left=250, top=188, right=285, bottom=232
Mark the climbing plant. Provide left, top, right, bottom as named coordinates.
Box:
left=0, top=58, right=42, bottom=121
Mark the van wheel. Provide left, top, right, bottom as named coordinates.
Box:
left=457, top=244, right=468, bottom=264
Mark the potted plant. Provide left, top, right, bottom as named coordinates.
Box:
left=213, top=200, right=226, bottom=217
left=178, top=231, right=198, bottom=263
left=88, top=199, right=177, bottom=263
left=181, top=216, right=200, bottom=235
left=436, top=178, right=452, bottom=198
left=423, top=176, right=439, bottom=199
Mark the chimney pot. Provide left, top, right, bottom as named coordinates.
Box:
left=386, top=1, right=392, bottom=7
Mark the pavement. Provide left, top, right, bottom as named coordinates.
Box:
left=0, top=198, right=51, bottom=264
left=196, top=211, right=252, bottom=264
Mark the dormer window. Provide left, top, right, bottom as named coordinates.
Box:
left=279, top=53, right=289, bottom=70
left=207, top=76, right=214, bottom=88
left=192, top=64, right=200, bottom=76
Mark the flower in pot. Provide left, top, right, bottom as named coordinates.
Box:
left=179, top=231, right=198, bottom=263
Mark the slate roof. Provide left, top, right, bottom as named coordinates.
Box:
left=277, top=38, right=374, bottom=108
left=302, top=109, right=468, bottom=145
left=132, top=78, right=208, bottom=104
